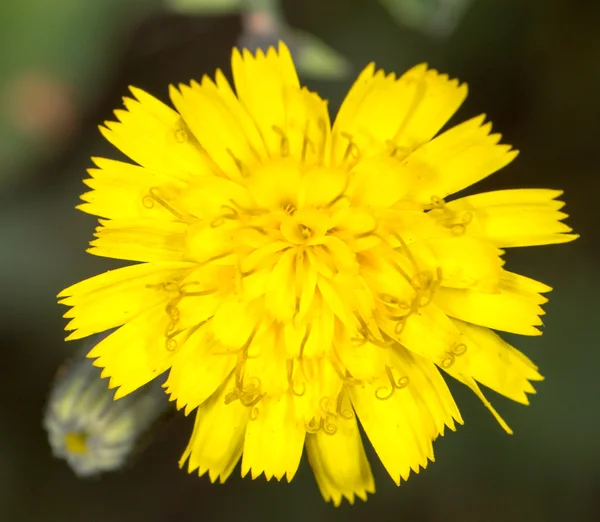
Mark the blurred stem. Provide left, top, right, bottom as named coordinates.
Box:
left=244, top=0, right=283, bottom=18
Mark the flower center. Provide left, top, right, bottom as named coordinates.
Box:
left=280, top=209, right=329, bottom=245
left=65, top=431, right=88, bottom=454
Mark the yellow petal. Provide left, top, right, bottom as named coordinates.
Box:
left=302, top=299, right=335, bottom=358
left=391, top=348, right=463, bottom=436
left=212, top=298, right=257, bottom=348
left=180, top=376, right=249, bottom=483
left=448, top=320, right=542, bottom=404
left=348, top=155, right=410, bottom=208
left=242, top=327, right=289, bottom=396
left=241, top=392, right=306, bottom=481
left=164, top=327, right=237, bottom=415
left=264, top=249, right=297, bottom=321
left=401, top=115, right=518, bottom=203
left=231, top=44, right=302, bottom=157
left=337, top=341, right=389, bottom=382
left=87, top=305, right=175, bottom=398
left=100, top=89, right=210, bottom=180
left=78, top=158, right=187, bottom=221
left=88, top=219, right=188, bottom=262
left=298, top=166, right=348, bottom=208
left=306, top=412, right=375, bottom=506
left=500, top=270, right=552, bottom=298
left=417, top=236, right=504, bottom=292
left=434, top=285, right=545, bottom=336
left=169, top=80, right=262, bottom=181
left=290, top=358, right=343, bottom=423
left=332, top=64, right=467, bottom=164
left=398, top=303, right=464, bottom=366
left=175, top=175, right=252, bottom=220
left=197, top=69, right=269, bottom=158
left=349, top=380, right=434, bottom=485
left=246, top=159, right=302, bottom=209
left=447, top=189, right=578, bottom=247
left=448, top=373, right=513, bottom=434
left=59, top=262, right=193, bottom=340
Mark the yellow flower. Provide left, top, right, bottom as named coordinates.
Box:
left=58, top=43, right=577, bottom=505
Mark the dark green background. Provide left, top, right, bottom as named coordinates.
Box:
left=1, top=0, right=598, bottom=520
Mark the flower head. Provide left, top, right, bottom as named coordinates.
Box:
left=58, top=43, right=577, bottom=505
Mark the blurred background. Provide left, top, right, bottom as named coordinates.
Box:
left=1, top=0, right=598, bottom=520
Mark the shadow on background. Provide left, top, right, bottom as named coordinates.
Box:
left=0, top=0, right=598, bottom=521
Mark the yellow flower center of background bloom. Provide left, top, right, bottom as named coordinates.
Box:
left=65, top=431, right=88, bottom=454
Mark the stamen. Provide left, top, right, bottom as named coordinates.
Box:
left=393, top=318, right=409, bottom=336
left=441, top=354, right=455, bottom=369
left=390, top=232, right=420, bottom=276
left=375, top=366, right=410, bottom=400
left=174, top=128, right=188, bottom=144
left=239, top=391, right=265, bottom=408
left=305, top=417, right=321, bottom=434
left=332, top=361, right=363, bottom=386
left=369, top=335, right=398, bottom=349
left=142, top=187, right=184, bottom=220
left=429, top=195, right=446, bottom=210
left=316, top=117, right=328, bottom=164
left=319, top=396, right=331, bottom=415
left=304, top=416, right=338, bottom=435
left=234, top=329, right=258, bottom=386
left=445, top=211, right=473, bottom=236
left=453, top=343, right=468, bottom=355
left=165, top=328, right=183, bottom=351
left=336, top=393, right=355, bottom=420
left=166, top=319, right=210, bottom=353
left=299, top=325, right=312, bottom=359
left=210, top=204, right=239, bottom=228
left=353, top=226, right=379, bottom=240
left=170, top=118, right=198, bottom=146
left=272, top=125, right=289, bottom=157
left=386, top=140, right=413, bottom=161
left=340, top=132, right=360, bottom=166
left=350, top=327, right=368, bottom=347
left=301, top=132, right=315, bottom=162
left=198, top=251, right=234, bottom=267
left=282, top=202, right=297, bottom=215
left=226, top=148, right=250, bottom=177
left=286, top=360, right=306, bottom=397
left=441, top=342, right=468, bottom=368
left=224, top=329, right=267, bottom=408
left=228, top=199, right=266, bottom=217
left=323, top=176, right=350, bottom=209
left=148, top=278, right=218, bottom=352
left=323, top=417, right=337, bottom=435
left=299, top=225, right=312, bottom=239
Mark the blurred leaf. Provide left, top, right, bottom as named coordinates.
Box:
left=378, top=0, right=474, bottom=37
left=166, top=0, right=243, bottom=14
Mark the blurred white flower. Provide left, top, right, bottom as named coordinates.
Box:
left=44, top=338, right=171, bottom=476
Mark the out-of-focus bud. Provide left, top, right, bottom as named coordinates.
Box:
left=166, top=0, right=351, bottom=79
left=238, top=9, right=350, bottom=79
left=44, top=338, right=171, bottom=477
